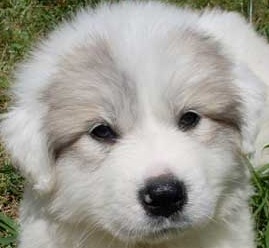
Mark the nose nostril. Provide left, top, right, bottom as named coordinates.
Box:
left=139, top=175, right=187, bottom=218
left=143, top=182, right=183, bottom=205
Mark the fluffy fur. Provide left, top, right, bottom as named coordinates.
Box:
left=1, top=1, right=269, bottom=248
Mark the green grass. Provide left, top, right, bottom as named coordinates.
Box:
left=0, top=144, right=23, bottom=247
left=248, top=159, right=269, bottom=248
left=0, top=212, right=19, bottom=247
left=0, top=0, right=269, bottom=247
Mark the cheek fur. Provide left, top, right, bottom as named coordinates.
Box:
left=192, top=117, right=241, bottom=148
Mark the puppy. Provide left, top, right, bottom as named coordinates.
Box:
left=1, top=1, right=269, bottom=248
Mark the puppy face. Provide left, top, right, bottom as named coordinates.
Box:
left=2, top=3, right=266, bottom=246
left=42, top=31, right=245, bottom=242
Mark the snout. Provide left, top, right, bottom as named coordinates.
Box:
left=138, top=175, right=187, bottom=218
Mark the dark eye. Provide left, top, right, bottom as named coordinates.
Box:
left=90, top=124, right=118, bottom=143
left=178, top=111, right=200, bottom=130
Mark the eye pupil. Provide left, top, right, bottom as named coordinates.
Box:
left=179, top=111, right=200, bottom=130
left=90, top=124, right=117, bottom=142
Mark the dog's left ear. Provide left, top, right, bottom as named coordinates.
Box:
left=234, top=64, right=267, bottom=158
left=1, top=105, right=54, bottom=194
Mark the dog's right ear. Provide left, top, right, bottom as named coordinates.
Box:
left=1, top=104, right=54, bottom=194
left=234, top=64, right=268, bottom=164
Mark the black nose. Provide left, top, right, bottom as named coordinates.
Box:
left=138, top=175, right=187, bottom=218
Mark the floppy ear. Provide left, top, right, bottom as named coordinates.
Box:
left=234, top=64, right=267, bottom=162
left=1, top=104, right=54, bottom=194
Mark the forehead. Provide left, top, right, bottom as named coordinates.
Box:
left=43, top=29, right=240, bottom=148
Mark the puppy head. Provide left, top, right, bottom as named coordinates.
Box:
left=1, top=2, right=266, bottom=244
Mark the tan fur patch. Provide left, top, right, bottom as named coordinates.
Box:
left=42, top=38, right=137, bottom=158
left=164, top=30, right=242, bottom=131
left=42, top=30, right=242, bottom=158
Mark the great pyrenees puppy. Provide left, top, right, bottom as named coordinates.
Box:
left=1, top=1, right=269, bottom=248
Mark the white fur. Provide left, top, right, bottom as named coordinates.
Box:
left=1, top=1, right=269, bottom=248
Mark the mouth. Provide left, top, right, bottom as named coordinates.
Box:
left=131, top=224, right=190, bottom=245
left=144, top=226, right=184, bottom=240
left=115, top=216, right=191, bottom=243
